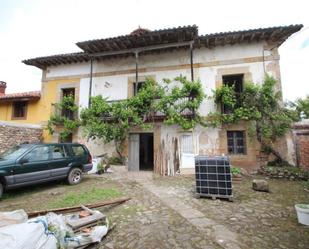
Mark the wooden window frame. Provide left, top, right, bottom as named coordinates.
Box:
left=222, top=74, right=244, bottom=114
left=181, top=133, right=194, bottom=154
left=11, top=101, right=28, bottom=120
left=61, top=88, right=76, bottom=120
left=133, top=81, right=145, bottom=96
left=227, top=130, right=246, bottom=155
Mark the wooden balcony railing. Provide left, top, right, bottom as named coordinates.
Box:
left=51, top=104, right=78, bottom=121
left=103, top=97, right=194, bottom=122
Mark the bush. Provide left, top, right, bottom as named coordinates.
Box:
left=231, top=166, right=242, bottom=176
left=97, top=162, right=105, bottom=174
left=262, top=166, right=309, bottom=180
left=267, top=159, right=291, bottom=167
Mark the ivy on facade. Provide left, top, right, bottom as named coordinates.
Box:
left=47, top=74, right=307, bottom=165
left=46, top=95, right=80, bottom=141
left=80, top=76, right=205, bottom=160
left=204, top=74, right=299, bottom=163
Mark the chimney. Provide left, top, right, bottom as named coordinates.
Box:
left=0, top=81, right=6, bottom=96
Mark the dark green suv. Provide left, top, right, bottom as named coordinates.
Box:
left=0, top=143, right=93, bottom=198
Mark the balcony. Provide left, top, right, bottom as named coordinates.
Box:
left=103, top=97, right=195, bottom=122
left=51, top=103, right=78, bottom=121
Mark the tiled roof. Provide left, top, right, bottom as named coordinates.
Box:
left=23, top=24, right=303, bottom=69
left=23, top=52, right=90, bottom=70
left=197, top=24, right=303, bottom=48
left=76, top=25, right=198, bottom=53
left=0, top=91, right=41, bottom=101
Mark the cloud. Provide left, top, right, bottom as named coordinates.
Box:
left=280, top=26, right=309, bottom=101
left=1, top=0, right=309, bottom=100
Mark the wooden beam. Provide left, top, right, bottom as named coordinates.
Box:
left=27, top=197, right=131, bottom=218
left=88, top=58, right=93, bottom=107
left=190, top=41, right=194, bottom=81
left=67, top=212, right=105, bottom=230
left=135, top=51, right=139, bottom=94
left=90, top=41, right=193, bottom=58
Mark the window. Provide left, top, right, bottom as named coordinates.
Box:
left=60, top=133, right=73, bottom=143
left=222, top=74, right=244, bottom=113
left=133, top=81, right=145, bottom=96
left=12, top=101, right=27, bottom=119
left=61, top=88, right=75, bottom=120
left=72, top=145, right=86, bottom=156
left=50, top=145, right=67, bottom=159
left=62, top=88, right=75, bottom=98
left=23, top=146, right=49, bottom=162
left=181, top=134, right=194, bottom=154
left=0, top=146, right=29, bottom=160
left=227, top=131, right=246, bottom=155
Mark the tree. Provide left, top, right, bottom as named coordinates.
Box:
left=80, top=76, right=205, bottom=162
left=205, top=75, right=298, bottom=164
left=288, top=95, right=309, bottom=120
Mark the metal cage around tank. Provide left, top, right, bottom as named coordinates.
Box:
left=195, top=155, right=233, bottom=201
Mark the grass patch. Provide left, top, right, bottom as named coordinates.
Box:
left=49, top=187, right=122, bottom=208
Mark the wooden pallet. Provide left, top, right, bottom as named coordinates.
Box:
left=196, top=193, right=233, bottom=202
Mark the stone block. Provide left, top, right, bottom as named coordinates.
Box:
left=252, top=179, right=269, bottom=192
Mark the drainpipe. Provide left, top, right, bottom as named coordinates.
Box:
left=190, top=41, right=194, bottom=82
left=262, top=48, right=266, bottom=75
left=135, top=51, right=139, bottom=95
left=88, top=58, right=93, bottom=107
left=189, top=41, right=196, bottom=118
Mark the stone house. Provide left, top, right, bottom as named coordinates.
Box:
left=0, top=81, right=41, bottom=123
left=0, top=82, right=43, bottom=152
left=23, top=24, right=302, bottom=175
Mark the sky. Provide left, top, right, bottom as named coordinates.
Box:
left=0, top=0, right=308, bottom=101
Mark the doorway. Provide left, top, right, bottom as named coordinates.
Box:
left=139, top=133, right=154, bottom=170
left=128, top=133, right=154, bottom=171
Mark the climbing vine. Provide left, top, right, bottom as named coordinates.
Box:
left=204, top=74, right=299, bottom=163
left=80, top=76, right=205, bottom=160
left=47, top=74, right=304, bottom=165
left=47, top=74, right=305, bottom=166
left=47, top=95, right=80, bottom=141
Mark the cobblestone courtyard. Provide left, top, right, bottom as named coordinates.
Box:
left=0, top=166, right=308, bottom=249
left=100, top=166, right=309, bottom=249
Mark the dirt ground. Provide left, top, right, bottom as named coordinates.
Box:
left=0, top=167, right=308, bottom=249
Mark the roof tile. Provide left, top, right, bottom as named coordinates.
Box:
left=0, top=91, right=41, bottom=101
left=23, top=24, right=303, bottom=69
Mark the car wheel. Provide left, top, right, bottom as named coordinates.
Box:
left=0, top=182, right=3, bottom=199
left=67, top=168, right=83, bottom=185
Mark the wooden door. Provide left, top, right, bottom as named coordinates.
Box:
left=128, top=134, right=140, bottom=171
left=181, top=133, right=195, bottom=168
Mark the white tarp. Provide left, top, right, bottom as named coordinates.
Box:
left=0, top=209, right=28, bottom=227
left=0, top=210, right=109, bottom=249
left=0, top=221, right=57, bottom=249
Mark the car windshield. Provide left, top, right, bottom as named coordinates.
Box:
left=0, top=146, right=30, bottom=160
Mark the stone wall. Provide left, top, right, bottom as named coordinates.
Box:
left=293, top=120, right=309, bottom=170
left=0, top=121, right=43, bottom=153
